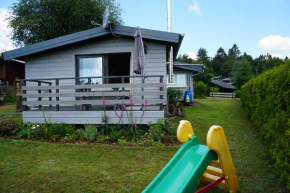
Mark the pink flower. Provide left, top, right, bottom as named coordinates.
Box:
left=115, top=110, right=119, bottom=118
left=145, top=100, right=147, bottom=108
left=129, top=95, right=133, bottom=106
left=122, top=102, right=126, bottom=110
left=142, top=109, right=145, bottom=116
left=120, top=110, right=123, bottom=119
left=102, top=95, right=105, bottom=106
left=115, top=108, right=123, bottom=119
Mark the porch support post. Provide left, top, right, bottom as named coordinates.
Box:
left=21, top=79, right=27, bottom=111
left=88, top=78, right=92, bottom=111
left=141, top=76, right=144, bottom=100
left=38, top=82, right=42, bottom=109
left=56, top=79, right=59, bottom=111
left=160, top=76, right=164, bottom=110
left=49, top=83, right=52, bottom=108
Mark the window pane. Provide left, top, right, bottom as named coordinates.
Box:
left=176, top=74, right=186, bottom=85
left=79, top=57, right=102, bottom=84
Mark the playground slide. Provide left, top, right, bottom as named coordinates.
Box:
left=142, top=135, right=218, bottom=193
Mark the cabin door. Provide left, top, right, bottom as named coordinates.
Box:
left=107, top=53, right=131, bottom=83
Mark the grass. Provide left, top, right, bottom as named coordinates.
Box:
left=0, top=99, right=288, bottom=192
left=171, top=99, right=287, bottom=192
left=0, top=102, right=21, bottom=121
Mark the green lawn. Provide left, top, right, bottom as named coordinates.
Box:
left=0, top=99, right=288, bottom=192
left=0, top=102, right=21, bottom=121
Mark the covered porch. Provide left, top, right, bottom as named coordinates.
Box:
left=21, top=75, right=165, bottom=124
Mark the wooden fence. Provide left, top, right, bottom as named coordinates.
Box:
left=210, top=92, right=236, bottom=99
left=21, top=75, right=166, bottom=111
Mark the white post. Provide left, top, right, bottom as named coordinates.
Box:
left=167, top=0, right=174, bottom=83
left=167, top=0, right=172, bottom=32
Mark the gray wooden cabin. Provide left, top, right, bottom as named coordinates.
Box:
left=172, top=61, right=204, bottom=100
left=4, top=24, right=187, bottom=124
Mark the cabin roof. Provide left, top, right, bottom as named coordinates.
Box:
left=210, top=80, right=236, bottom=90
left=4, top=24, right=184, bottom=61
left=174, top=61, right=204, bottom=73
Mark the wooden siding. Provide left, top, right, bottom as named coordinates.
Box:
left=23, top=111, right=164, bottom=124
left=23, top=36, right=167, bottom=124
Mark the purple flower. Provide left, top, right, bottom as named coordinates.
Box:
left=145, top=100, right=147, bottom=108
left=115, top=108, right=123, bottom=119
left=129, top=95, right=133, bottom=106
left=115, top=110, right=119, bottom=118
left=102, top=95, right=106, bottom=107
left=142, top=109, right=145, bottom=116
left=122, top=102, right=126, bottom=110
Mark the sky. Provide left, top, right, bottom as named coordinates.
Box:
left=1, top=0, right=290, bottom=60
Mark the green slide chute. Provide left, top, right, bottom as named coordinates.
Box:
left=143, top=135, right=218, bottom=193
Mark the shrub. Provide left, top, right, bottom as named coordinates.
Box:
left=65, top=124, right=76, bottom=135
left=51, top=123, right=67, bottom=137
left=167, top=88, right=183, bottom=104
left=148, top=119, right=170, bottom=142
left=241, top=62, right=290, bottom=188
left=109, top=130, right=122, bottom=142
left=194, top=81, right=207, bottom=96
left=17, top=122, right=34, bottom=139
left=3, top=94, right=17, bottom=103
left=82, top=125, right=97, bottom=142
left=0, top=118, right=19, bottom=136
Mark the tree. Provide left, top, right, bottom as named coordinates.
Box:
left=7, top=0, right=123, bottom=46
left=194, top=61, right=215, bottom=85
left=228, top=44, right=241, bottom=59
left=285, top=56, right=289, bottom=61
left=212, top=47, right=227, bottom=75
left=221, top=55, right=235, bottom=77
left=233, top=58, right=253, bottom=89
left=265, top=57, right=283, bottom=70
left=197, top=48, right=211, bottom=67
left=176, top=54, right=195, bottom=63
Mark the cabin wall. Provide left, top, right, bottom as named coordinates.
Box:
left=171, top=68, right=194, bottom=101
left=24, top=36, right=167, bottom=112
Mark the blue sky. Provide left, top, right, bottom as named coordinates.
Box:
left=1, top=0, right=290, bottom=59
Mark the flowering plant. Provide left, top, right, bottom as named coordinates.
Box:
left=114, top=95, right=147, bottom=130
left=101, top=93, right=109, bottom=124
left=0, top=118, right=18, bottom=136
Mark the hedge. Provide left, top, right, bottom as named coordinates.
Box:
left=241, top=61, right=290, bottom=189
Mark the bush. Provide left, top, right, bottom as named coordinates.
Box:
left=241, top=62, right=290, bottom=188
left=194, top=81, right=207, bottom=96
left=0, top=118, right=19, bottom=136
left=167, top=88, right=183, bottom=104
left=51, top=123, right=67, bottom=137
left=3, top=94, right=17, bottom=103
left=148, top=119, right=170, bottom=141
left=82, top=125, right=97, bottom=142
left=109, top=130, right=122, bottom=142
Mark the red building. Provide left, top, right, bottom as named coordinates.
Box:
left=0, top=57, right=25, bottom=86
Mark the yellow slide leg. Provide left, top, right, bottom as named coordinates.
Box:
left=207, top=125, right=240, bottom=193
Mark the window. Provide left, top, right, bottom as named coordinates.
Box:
left=77, top=56, right=103, bottom=84
left=176, top=74, right=187, bottom=86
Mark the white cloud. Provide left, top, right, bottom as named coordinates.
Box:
left=188, top=1, right=201, bottom=15
left=287, top=54, right=290, bottom=58
left=271, top=53, right=284, bottom=59
left=186, top=52, right=197, bottom=60
left=257, top=35, right=290, bottom=52
left=0, top=8, right=16, bottom=53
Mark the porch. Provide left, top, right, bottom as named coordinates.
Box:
left=21, top=75, right=166, bottom=124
